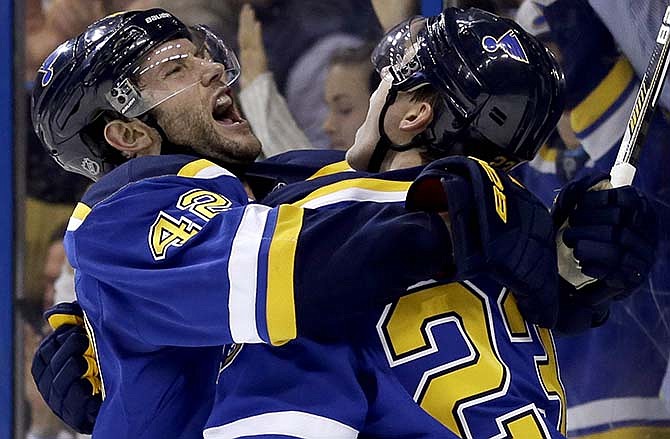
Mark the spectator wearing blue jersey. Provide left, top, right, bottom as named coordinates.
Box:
left=580, top=0, right=670, bottom=113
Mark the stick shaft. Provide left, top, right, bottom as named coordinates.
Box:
left=611, top=5, right=670, bottom=187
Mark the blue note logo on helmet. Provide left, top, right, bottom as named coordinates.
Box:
left=372, top=7, right=565, bottom=169
left=31, top=8, right=240, bottom=180
left=37, top=48, right=63, bottom=87
left=482, top=30, right=530, bottom=64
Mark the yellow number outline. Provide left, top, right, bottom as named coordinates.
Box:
left=177, top=189, right=232, bottom=221
left=148, top=211, right=201, bottom=261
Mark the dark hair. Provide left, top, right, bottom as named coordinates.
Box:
left=409, top=84, right=440, bottom=108
left=328, top=42, right=381, bottom=94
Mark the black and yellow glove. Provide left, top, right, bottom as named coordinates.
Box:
left=31, top=301, right=101, bottom=434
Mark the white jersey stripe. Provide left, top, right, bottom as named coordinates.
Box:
left=191, top=164, right=236, bottom=179
left=228, top=204, right=271, bottom=343
left=203, top=411, right=359, bottom=439
left=567, top=397, right=670, bottom=432
left=300, top=187, right=407, bottom=209
left=66, top=217, right=85, bottom=232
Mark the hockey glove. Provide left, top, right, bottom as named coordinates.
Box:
left=552, top=172, right=659, bottom=333
left=407, top=156, right=559, bottom=328
left=31, top=301, right=101, bottom=434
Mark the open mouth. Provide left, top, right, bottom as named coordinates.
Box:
left=211, top=91, right=245, bottom=126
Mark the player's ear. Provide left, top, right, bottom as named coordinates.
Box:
left=398, top=101, right=433, bottom=132
left=104, top=119, right=161, bottom=157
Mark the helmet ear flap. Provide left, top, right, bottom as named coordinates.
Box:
left=423, top=96, right=466, bottom=147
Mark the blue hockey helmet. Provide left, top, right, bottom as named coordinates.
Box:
left=31, top=9, right=241, bottom=180
left=369, top=7, right=565, bottom=170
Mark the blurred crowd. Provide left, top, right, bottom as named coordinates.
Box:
left=19, top=0, right=670, bottom=438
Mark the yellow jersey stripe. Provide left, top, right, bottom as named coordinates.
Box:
left=292, top=178, right=411, bottom=209
left=265, top=178, right=408, bottom=343
left=177, top=159, right=235, bottom=179
left=306, top=160, right=353, bottom=180
left=67, top=203, right=92, bottom=231
left=571, top=57, right=635, bottom=134
left=72, top=202, right=91, bottom=220
left=266, top=205, right=303, bottom=345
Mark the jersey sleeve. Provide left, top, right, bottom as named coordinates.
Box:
left=67, top=167, right=451, bottom=348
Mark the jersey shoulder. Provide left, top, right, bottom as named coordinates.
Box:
left=66, top=154, right=249, bottom=268
left=81, top=154, right=247, bottom=207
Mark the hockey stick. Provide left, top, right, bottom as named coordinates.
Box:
left=610, top=5, right=670, bottom=187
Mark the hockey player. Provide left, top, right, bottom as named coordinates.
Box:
left=195, top=8, right=655, bottom=438
left=30, top=7, right=657, bottom=439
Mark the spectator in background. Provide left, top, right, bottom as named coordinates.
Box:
left=41, top=223, right=69, bottom=309
left=236, top=3, right=312, bottom=156
left=323, top=44, right=380, bottom=151
left=459, top=0, right=523, bottom=17
left=234, top=4, right=379, bottom=154
left=514, top=0, right=590, bottom=190
left=370, top=0, right=419, bottom=32
left=238, top=1, right=382, bottom=147
left=23, top=311, right=73, bottom=439
left=19, top=239, right=75, bottom=439
left=558, top=0, right=670, bottom=115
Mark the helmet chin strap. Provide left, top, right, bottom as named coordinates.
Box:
left=366, top=87, right=425, bottom=172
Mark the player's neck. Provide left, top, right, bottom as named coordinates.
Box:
left=381, top=149, right=425, bottom=172
left=242, top=182, right=256, bottom=200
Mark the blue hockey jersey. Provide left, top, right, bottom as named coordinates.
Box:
left=205, top=163, right=568, bottom=438
left=64, top=153, right=453, bottom=438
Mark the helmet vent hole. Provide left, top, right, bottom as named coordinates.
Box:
left=489, top=107, right=507, bottom=126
